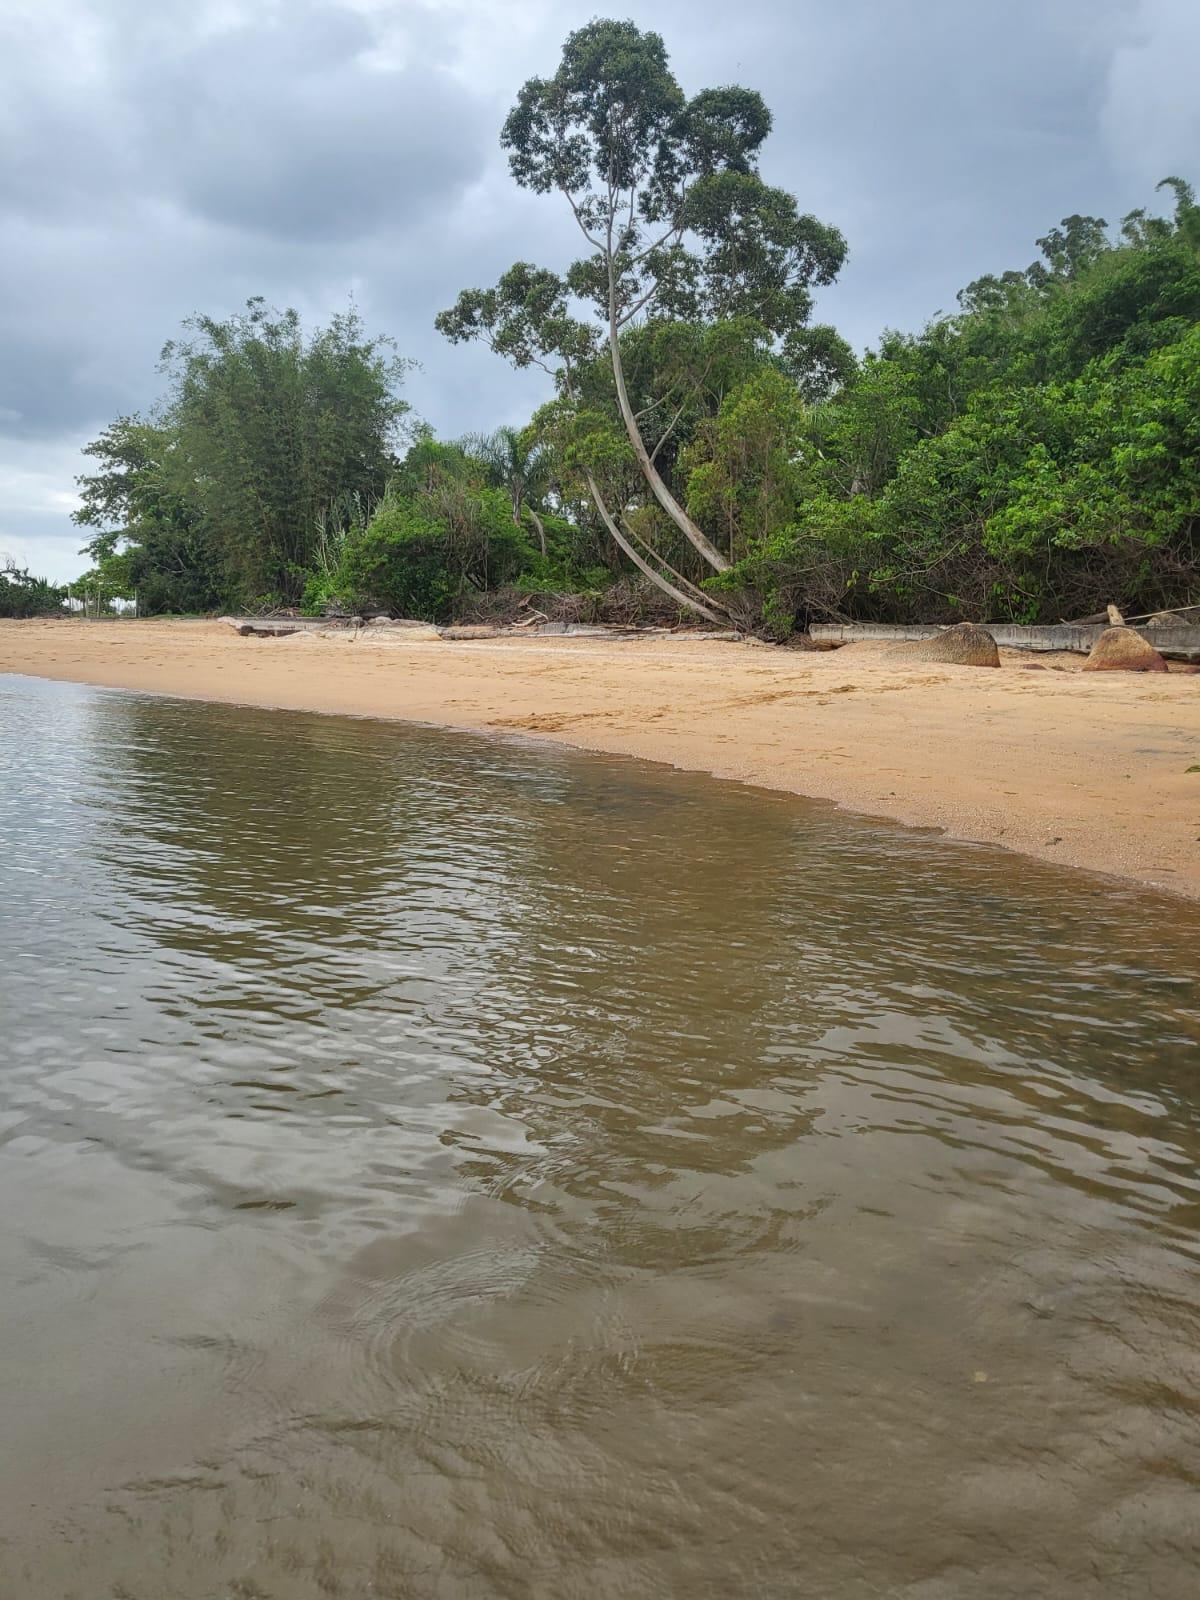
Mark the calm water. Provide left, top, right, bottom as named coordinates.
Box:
left=2, top=673, right=1199, bottom=1599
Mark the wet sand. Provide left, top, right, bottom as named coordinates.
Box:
left=3, top=616, right=1198, bottom=899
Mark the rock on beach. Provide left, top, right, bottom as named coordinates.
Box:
left=889, top=623, right=1001, bottom=668
left=1082, top=627, right=1168, bottom=673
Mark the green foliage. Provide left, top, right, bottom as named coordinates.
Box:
left=330, top=441, right=536, bottom=621
left=0, top=558, right=65, bottom=618
left=719, top=177, right=1200, bottom=627
left=445, top=16, right=847, bottom=361
left=682, top=367, right=806, bottom=562
left=75, top=300, right=409, bottom=612
left=438, top=17, right=848, bottom=605
left=65, top=155, right=1200, bottom=635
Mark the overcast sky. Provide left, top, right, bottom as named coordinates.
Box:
left=3, top=0, right=1198, bottom=581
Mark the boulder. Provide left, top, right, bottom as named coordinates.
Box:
left=890, top=623, right=1000, bottom=668
left=1082, top=626, right=1168, bottom=673
left=1146, top=610, right=1190, bottom=626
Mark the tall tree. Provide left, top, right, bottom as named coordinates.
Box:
left=437, top=19, right=847, bottom=616
left=76, top=300, right=410, bottom=610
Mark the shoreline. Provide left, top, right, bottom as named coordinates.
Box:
left=3, top=617, right=1198, bottom=901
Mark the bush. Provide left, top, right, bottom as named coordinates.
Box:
left=0, top=559, right=65, bottom=618
left=335, top=484, right=534, bottom=621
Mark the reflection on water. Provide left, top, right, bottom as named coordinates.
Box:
left=2, top=672, right=1199, bottom=1599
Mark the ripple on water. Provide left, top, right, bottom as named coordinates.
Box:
left=1, top=673, right=1199, bottom=1599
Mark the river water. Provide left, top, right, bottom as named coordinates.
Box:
left=2, top=673, right=1199, bottom=1598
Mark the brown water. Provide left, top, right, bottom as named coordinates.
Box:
left=2, top=674, right=1199, bottom=1599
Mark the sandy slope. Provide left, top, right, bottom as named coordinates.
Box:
left=3, top=617, right=1199, bottom=899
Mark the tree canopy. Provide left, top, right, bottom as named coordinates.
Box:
left=75, top=299, right=409, bottom=612
left=713, top=177, right=1200, bottom=630
left=437, top=19, right=849, bottom=608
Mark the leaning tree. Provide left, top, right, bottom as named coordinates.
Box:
left=437, top=18, right=848, bottom=620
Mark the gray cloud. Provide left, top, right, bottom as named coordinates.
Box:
left=1, top=0, right=1197, bottom=579
left=154, top=9, right=488, bottom=239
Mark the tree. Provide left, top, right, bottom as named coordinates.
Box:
left=74, top=415, right=222, bottom=613
left=682, top=367, right=807, bottom=564
left=437, top=19, right=847, bottom=617
left=1027, top=213, right=1109, bottom=287
left=461, top=426, right=552, bottom=554
left=75, top=300, right=411, bottom=610
left=714, top=175, right=1200, bottom=628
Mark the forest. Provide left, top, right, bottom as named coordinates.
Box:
left=40, top=20, right=1200, bottom=633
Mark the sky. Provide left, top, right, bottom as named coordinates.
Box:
left=2, top=0, right=1198, bottom=581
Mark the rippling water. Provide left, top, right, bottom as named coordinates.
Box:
left=2, top=673, right=1199, bottom=1598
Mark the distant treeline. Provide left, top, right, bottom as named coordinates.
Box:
left=70, top=21, right=1199, bottom=632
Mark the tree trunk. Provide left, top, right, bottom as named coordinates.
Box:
left=619, top=513, right=730, bottom=615
left=606, top=293, right=729, bottom=573
left=585, top=472, right=724, bottom=624
left=526, top=507, right=548, bottom=558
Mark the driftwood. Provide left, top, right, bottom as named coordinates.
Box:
left=220, top=616, right=303, bottom=638
left=1065, top=602, right=1200, bottom=626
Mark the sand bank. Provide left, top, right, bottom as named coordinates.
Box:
left=3, top=617, right=1198, bottom=899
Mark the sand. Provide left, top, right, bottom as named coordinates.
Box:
left=3, top=617, right=1199, bottom=899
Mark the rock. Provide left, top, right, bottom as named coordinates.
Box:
left=1147, top=610, right=1190, bottom=626
left=1106, top=603, right=1126, bottom=626
left=1082, top=626, right=1168, bottom=673
left=1020, top=663, right=1047, bottom=671
left=890, top=623, right=1001, bottom=668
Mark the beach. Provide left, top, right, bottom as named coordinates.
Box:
left=3, top=616, right=1198, bottom=900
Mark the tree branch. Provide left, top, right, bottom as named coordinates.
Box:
left=557, top=185, right=605, bottom=252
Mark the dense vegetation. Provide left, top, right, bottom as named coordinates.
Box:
left=76, top=300, right=410, bottom=614
left=722, top=182, right=1200, bottom=630
left=69, top=20, right=1198, bottom=631
left=0, top=558, right=65, bottom=618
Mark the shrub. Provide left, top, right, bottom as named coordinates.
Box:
left=0, top=559, right=66, bottom=618
left=335, top=484, right=534, bottom=621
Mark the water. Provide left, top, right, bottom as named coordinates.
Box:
left=2, top=672, right=1199, bottom=1599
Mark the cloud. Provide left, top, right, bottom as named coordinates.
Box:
left=2, top=0, right=1198, bottom=579
left=152, top=8, right=488, bottom=239
left=1101, top=0, right=1200, bottom=185
left=0, top=432, right=88, bottom=579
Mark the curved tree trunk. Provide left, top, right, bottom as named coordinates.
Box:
left=585, top=472, right=724, bottom=624
left=618, top=513, right=731, bottom=616
left=606, top=284, right=729, bottom=573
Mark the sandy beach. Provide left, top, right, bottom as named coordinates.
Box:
left=3, top=616, right=1198, bottom=899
